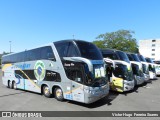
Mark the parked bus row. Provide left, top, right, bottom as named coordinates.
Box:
left=101, top=49, right=158, bottom=92
left=1, top=39, right=159, bottom=104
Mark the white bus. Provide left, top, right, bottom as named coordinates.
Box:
left=137, top=54, right=150, bottom=82
left=127, top=53, right=145, bottom=85
left=101, top=49, right=135, bottom=92
left=2, top=40, right=109, bottom=104
left=145, top=57, right=157, bottom=79
left=153, top=60, right=160, bottom=76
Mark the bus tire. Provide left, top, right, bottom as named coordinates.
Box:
left=54, top=87, right=64, bottom=101
left=43, top=85, right=52, bottom=98
left=13, top=81, right=17, bottom=90
left=8, top=80, right=13, bottom=89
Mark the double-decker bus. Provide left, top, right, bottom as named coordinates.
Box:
left=100, top=49, right=134, bottom=92
left=137, top=54, right=150, bottom=82
left=2, top=40, right=109, bottom=104
left=145, top=57, right=157, bottom=79
left=126, top=53, right=145, bottom=85
left=153, top=60, right=160, bottom=76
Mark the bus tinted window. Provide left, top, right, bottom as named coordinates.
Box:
left=146, top=58, right=153, bottom=63
left=127, top=54, right=134, bottom=61
left=102, top=53, right=119, bottom=60
left=55, top=42, right=70, bottom=57
left=26, top=48, right=40, bottom=61
left=67, top=42, right=79, bottom=57
left=55, top=41, right=80, bottom=57
left=26, top=46, right=55, bottom=61
left=138, top=55, right=146, bottom=62
left=2, top=46, right=55, bottom=64
left=116, top=51, right=130, bottom=63
left=41, top=46, right=55, bottom=60
left=76, top=41, right=103, bottom=60
left=131, top=54, right=140, bottom=62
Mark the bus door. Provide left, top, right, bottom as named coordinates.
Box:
left=70, top=63, right=85, bottom=102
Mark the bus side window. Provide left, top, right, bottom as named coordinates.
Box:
left=26, top=51, right=32, bottom=61
left=55, top=42, right=70, bottom=58
left=26, top=48, right=41, bottom=61
left=41, top=46, right=56, bottom=61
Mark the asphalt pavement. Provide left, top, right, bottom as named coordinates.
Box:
left=0, top=69, right=160, bottom=120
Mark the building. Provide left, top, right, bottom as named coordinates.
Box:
left=139, top=39, right=160, bottom=60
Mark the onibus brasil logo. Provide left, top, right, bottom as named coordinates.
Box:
left=34, top=61, right=46, bottom=81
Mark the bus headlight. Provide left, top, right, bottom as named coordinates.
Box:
left=124, top=81, right=130, bottom=86
left=84, top=88, right=91, bottom=93
left=84, top=88, right=96, bottom=95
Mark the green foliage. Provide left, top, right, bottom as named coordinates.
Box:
left=0, top=58, right=1, bottom=69
left=0, top=52, right=9, bottom=68
left=93, top=29, right=139, bottom=53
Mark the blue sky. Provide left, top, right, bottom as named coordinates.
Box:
left=0, top=0, right=160, bottom=53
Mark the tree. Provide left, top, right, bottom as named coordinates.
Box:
left=0, top=52, right=9, bottom=69
left=93, top=30, right=138, bottom=53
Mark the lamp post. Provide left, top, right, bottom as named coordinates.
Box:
left=9, top=41, right=11, bottom=53
left=72, top=34, right=75, bottom=39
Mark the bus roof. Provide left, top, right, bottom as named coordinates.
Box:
left=100, top=49, right=123, bottom=54
left=2, top=39, right=88, bottom=58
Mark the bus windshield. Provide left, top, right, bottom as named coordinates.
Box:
left=75, top=41, right=103, bottom=60
left=131, top=54, right=140, bottom=62
left=146, top=58, right=154, bottom=63
left=138, top=55, right=146, bottom=62
left=127, top=54, right=134, bottom=61
left=154, top=61, right=160, bottom=64
left=102, top=53, right=119, bottom=60
left=116, top=51, right=130, bottom=63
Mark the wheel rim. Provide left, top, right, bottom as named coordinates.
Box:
left=56, top=89, right=62, bottom=99
left=44, top=87, right=50, bottom=95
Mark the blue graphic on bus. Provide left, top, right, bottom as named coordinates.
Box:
left=66, top=94, right=73, bottom=100
left=38, top=67, right=42, bottom=75
left=15, top=74, right=25, bottom=90
left=16, top=64, right=31, bottom=70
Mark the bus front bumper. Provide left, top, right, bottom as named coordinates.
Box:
left=143, top=73, right=150, bottom=82
left=135, top=76, right=145, bottom=85
left=149, top=72, right=157, bottom=79
left=156, top=71, right=160, bottom=76
left=84, top=84, right=110, bottom=104
left=123, top=80, right=135, bottom=91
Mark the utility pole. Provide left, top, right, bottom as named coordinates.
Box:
left=72, top=34, right=75, bottom=39
left=9, top=41, right=11, bottom=53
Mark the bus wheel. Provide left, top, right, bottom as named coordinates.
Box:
left=54, top=88, right=64, bottom=101
left=8, top=81, right=13, bottom=89
left=13, top=81, right=17, bottom=90
left=43, top=85, right=52, bottom=98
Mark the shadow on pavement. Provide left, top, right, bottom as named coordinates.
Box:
left=0, top=91, right=26, bottom=98
left=67, top=91, right=119, bottom=108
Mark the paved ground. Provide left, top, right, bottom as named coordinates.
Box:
left=0, top=69, right=160, bottom=120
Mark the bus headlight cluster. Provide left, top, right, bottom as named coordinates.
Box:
left=84, top=88, right=90, bottom=93
left=84, top=88, right=96, bottom=95
left=124, top=81, right=131, bottom=86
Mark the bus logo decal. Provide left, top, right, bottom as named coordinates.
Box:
left=34, top=61, right=46, bottom=81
